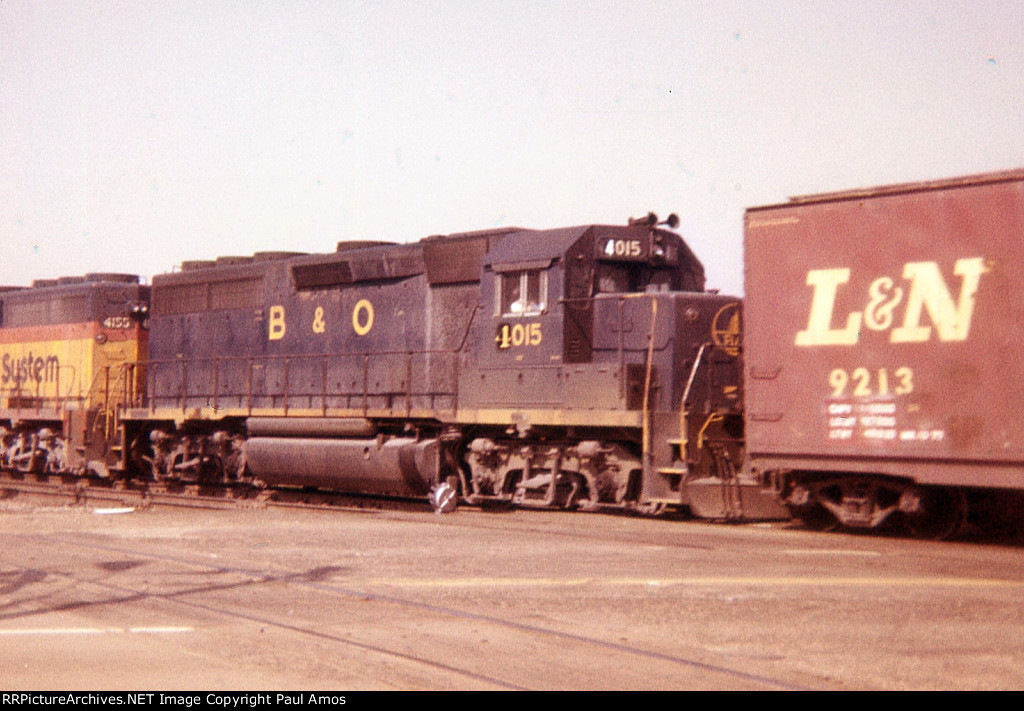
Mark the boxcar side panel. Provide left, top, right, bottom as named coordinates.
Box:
left=744, top=171, right=1024, bottom=488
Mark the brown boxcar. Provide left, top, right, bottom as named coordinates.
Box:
left=744, top=169, right=1024, bottom=536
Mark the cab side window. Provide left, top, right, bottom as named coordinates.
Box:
left=497, top=269, right=547, bottom=317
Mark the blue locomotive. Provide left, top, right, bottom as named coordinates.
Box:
left=122, top=214, right=781, bottom=517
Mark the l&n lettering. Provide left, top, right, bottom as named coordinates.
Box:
left=794, top=258, right=988, bottom=347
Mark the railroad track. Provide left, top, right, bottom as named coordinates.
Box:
left=0, top=470, right=437, bottom=515
left=5, top=470, right=1014, bottom=546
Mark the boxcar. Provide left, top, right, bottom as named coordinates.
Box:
left=744, top=169, right=1024, bottom=536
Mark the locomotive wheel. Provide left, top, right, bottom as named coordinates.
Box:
left=903, top=487, right=968, bottom=540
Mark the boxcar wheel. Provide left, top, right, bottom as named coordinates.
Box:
left=796, top=504, right=840, bottom=532
left=903, top=487, right=968, bottom=540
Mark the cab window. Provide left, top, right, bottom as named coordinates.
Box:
left=497, top=270, right=547, bottom=317
left=596, top=264, right=676, bottom=294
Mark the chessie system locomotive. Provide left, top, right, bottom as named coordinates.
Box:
left=2, top=168, right=1023, bottom=538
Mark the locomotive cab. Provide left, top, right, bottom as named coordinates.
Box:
left=459, top=216, right=780, bottom=515
left=475, top=220, right=704, bottom=371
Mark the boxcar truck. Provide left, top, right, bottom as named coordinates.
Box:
left=743, top=169, right=1024, bottom=537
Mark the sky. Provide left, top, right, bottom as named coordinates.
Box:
left=1, top=0, right=1022, bottom=295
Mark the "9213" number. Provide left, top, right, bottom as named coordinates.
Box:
left=829, top=366, right=913, bottom=398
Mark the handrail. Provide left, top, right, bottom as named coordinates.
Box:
left=2, top=364, right=82, bottom=416
left=0, top=360, right=139, bottom=442
left=609, top=293, right=661, bottom=470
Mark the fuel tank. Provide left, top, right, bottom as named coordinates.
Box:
left=245, top=436, right=440, bottom=496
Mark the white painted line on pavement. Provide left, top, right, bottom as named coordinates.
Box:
left=0, top=626, right=194, bottom=636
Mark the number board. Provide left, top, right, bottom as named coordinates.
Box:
left=596, top=236, right=649, bottom=262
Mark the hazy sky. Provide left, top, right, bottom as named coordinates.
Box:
left=2, top=0, right=1022, bottom=294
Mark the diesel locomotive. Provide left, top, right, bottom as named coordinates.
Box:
left=119, top=213, right=781, bottom=518
left=0, top=274, right=149, bottom=477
